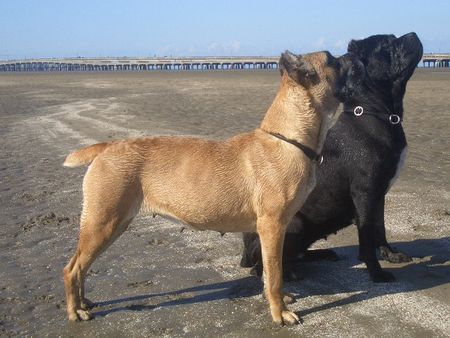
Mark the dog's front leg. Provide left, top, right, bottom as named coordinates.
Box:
left=257, top=217, right=299, bottom=325
left=374, top=197, right=412, bottom=263
left=353, top=194, right=396, bottom=282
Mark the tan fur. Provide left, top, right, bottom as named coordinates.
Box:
left=63, top=142, right=110, bottom=167
left=63, top=52, right=340, bottom=325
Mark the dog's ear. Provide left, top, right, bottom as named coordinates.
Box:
left=335, top=54, right=366, bottom=101
left=279, top=51, right=317, bottom=87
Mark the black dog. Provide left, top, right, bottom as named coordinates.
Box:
left=240, top=32, right=423, bottom=282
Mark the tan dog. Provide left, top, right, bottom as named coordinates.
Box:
left=63, top=50, right=351, bottom=325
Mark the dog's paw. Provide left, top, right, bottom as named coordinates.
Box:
left=371, top=270, right=396, bottom=283
left=76, top=309, right=92, bottom=321
left=67, top=309, right=92, bottom=321
left=81, top=298, right=96, bottom=310
left=382, top=251, right=412, bottom=263
left=379, top=245, right=412, bottom=263
left=281, top=310, right=300, bottom=325
left=387, top=252, right=412, bottom=263
left=68, top=311, right=80, bottom=322
left=271, top=306, right=300, bottom=326
left=283, top=293, right=296, bottom=304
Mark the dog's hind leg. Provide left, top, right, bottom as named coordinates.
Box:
left=63, top=253, right=82, bottom=321
left=79, top=217, right=136, bottom=312
left=257, top=216, right=299, bottom=325
left=63, top=167, right=142, bottom=321
left=64, top=214, right=135, bottom=321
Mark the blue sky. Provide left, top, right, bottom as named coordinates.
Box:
left=1, top=0, right=449, bottom=59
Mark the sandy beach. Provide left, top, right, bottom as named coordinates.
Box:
left=0, top=69, right=449, bottom=337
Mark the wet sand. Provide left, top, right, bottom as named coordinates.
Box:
left=0, top=69, right=449, bottom=337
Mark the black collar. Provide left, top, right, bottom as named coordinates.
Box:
left=343, top=106, right=402, bottom=125
left=262, top=130, right=323, bottom=163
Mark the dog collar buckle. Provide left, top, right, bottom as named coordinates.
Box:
left=353, top=106, right=364, bottom=116
left=389, top=114, right=401, bottom=125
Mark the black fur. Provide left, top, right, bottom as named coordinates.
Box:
left=241, top=32, right=423, bottom=283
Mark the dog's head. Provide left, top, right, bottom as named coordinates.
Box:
left=340, top=32, right=423, bottom=113
left=348, top=32, right=423, bottom=84
left=279, top=50, right=356, bottom=116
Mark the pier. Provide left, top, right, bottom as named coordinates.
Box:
left=0, top=54, right=449, bottom=72
left=0, top=56, right=279, bottom=72
left=422, top=53, right=450, bottom=67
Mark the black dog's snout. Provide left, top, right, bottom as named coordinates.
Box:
left=403, top=32, right=420, bottom=44
left=398, top=32, right=423, bottom=59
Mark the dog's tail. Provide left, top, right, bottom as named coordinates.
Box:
left=63, top=142, right=110, bottom=167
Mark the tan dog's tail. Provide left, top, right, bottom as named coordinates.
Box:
left=63, top=142, right=110, bottom=167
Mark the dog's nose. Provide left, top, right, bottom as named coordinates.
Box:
left=402, top=32, right=419, bottom=41
left=399, top=32, right=423, bottom=58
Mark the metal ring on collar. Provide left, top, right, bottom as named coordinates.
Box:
left=318, top=155, right=324, bottom=165
left=389, top=114, right=401, bottom=125
left=353, top=106, right=364, bottom=116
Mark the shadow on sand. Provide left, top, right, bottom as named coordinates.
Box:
left=91, top=237, right=449, bottom=319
